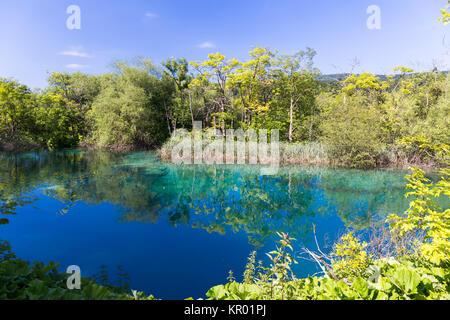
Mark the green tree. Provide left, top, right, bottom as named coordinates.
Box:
left=190, top=53, right=239, bottom=134
left=274, top=48, right=319, bottom=142
left=320, top=93, right=385, bottom=169
left=90, top=58, right=171, bottom=149
left=228, top=47, right=274, bottom=129
left=162, top=58, right=194, bottom=131
left=35, top=93, right=83, bottom=149
left=0, top=79, right=35, bottom=141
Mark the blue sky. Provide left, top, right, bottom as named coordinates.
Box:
left=0, top=0, right=448, bottom=89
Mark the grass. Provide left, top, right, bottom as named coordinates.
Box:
left=159, top=138, right=329, bottom=165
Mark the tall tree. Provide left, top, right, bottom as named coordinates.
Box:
left=162, top=58, right=193, bottom=131
left=274, top=48, right=318, bottom=142
left=90, top=58, right=172, bottom=149
left=228, top=47, right=274, bottom=129
left=190, top=53, right=239, bottom=135
left=0, top=79, right=34, bottom=139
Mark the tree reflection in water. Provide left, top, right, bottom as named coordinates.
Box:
left=0, top=150, right=414, bottom=249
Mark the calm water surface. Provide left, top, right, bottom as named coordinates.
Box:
left=0, top=150, right=418, bottom=299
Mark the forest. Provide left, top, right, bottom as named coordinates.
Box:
left=0, top=47, right=448, bottom=169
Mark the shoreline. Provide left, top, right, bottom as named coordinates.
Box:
left=157, top=147, right=445, bottom=173
left=1, top=142, right=445, bottom=173
left=157, top=156, right=443, bottom=173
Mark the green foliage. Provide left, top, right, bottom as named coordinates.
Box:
left=207, top=232, right=300, bottom=300
left=0, top=244, right=156, bottom=300
left=265, top=232, right=298, bottom=283
left=439, top=0, right=450, bottom=24
left=330, top=232, right=373, bottom=280
left=206, top=237, right=450, bottom=300
left=317, top=70, right=448, bottom=169
left=35, top=94, right=83, bottom=149
left=243, top=251, right=257, bottom=284
left=387, top=138, right=449, bottom=265
left=206, top=163, right=450, bottom=300
left=398, top=136, right=449, bottom=165
left=387, top=166, right=450, bottom=264
left=162, top=57, right=194, bottom=130
left=0, top=79, right=36, bottom=148
left=342, top=73, right=385, bottom=104
left=227, top=270, right=236, bottom=283
left=320, top=94, right=384, bottom=168
left=1, top=50, right=448, bottom=171
left=89, top=59, right=172, bottom=149
left=206, top=281, right=262, bottom=300
left=0, top=77, right=87, bottom=150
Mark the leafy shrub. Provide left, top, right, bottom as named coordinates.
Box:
left=0, top=241, right=156, bottom=300
left=320, top=95, right=384, bottom=169
left=206, top=237, right=450, bottom=300
left=330, top=232, right=373, bottom=280
left=398, top=136, right=449, bottom=165
left=387, top=166, right=450, bottom=265
left=206, top=282, right=262, bottom=300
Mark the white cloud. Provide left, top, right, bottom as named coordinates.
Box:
left=198, top=42, right=215, bottom=49
left=59, top=46, right=93, bottom=58
left=145, top=12, right=158, bottom=18
left=65, top=64, right=89, bottom=69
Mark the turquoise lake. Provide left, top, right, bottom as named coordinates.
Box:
left=0, top=150, right=420, bottom=299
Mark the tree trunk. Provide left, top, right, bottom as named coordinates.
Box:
left=221, top=101, right=226, bottom=138
left=188, top=90, right=194, bottom=129
left=289, top=95, right=294, bottom=143
left=163, top=99, right=172, bottom=136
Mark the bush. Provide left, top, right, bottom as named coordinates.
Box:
left=206, top=236, right=450, bottom=300
left=387, top=166, right=450, bottom=265
left=320, top=95, right=385, bottom=169
left=330, top=232, right=373, bottom=280
left=0, top=241, right=156, bottom=300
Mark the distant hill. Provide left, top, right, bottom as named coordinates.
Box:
left=317, top=71, right=448, bottom=82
